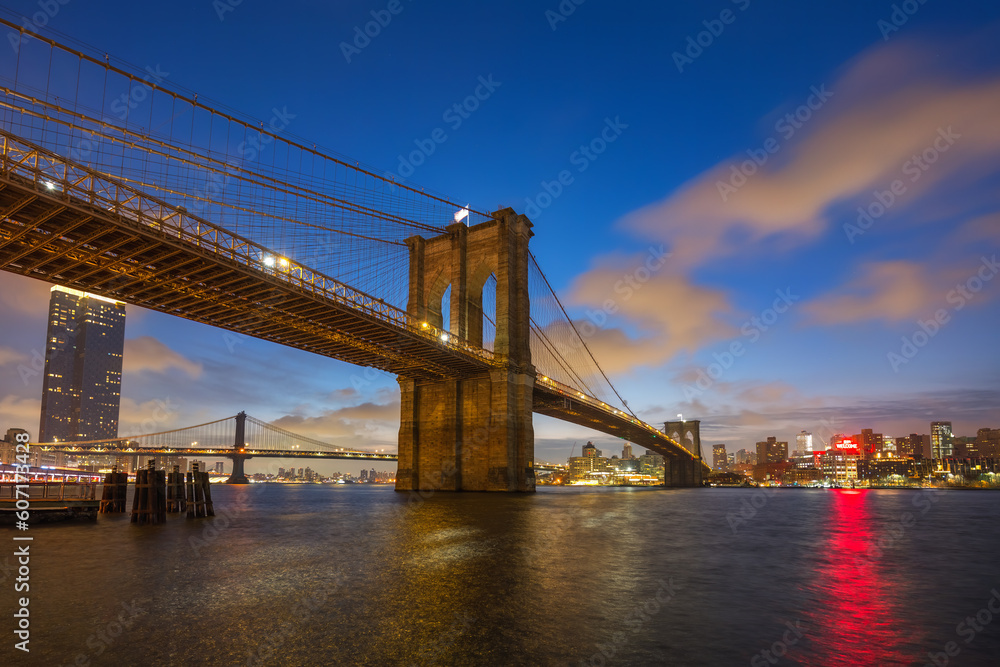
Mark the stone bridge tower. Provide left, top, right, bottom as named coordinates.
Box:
left=396, top=208, right=535, bottom=492
left=663, top=419, right=703, bottom=487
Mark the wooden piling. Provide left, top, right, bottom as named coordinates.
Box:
left=100, top=465, right=128, bottom=513
left=130, top=468, right=145, bottom=523
left=183, top=463, right=215, bottom=519
left=131, top=460, right=166, bottom=525
left=116, top=470, right=127, bottom=512
left=167, top=465, right=185, bottom=513
left=201, top=470, right=214, bottom=516
left=155, top=470, right=167, bottom=523
left=193, top=462, right=205, bottom=517
left=145, top=461, right=156, bottom=523
left=185, top=469, right=196, bottom=518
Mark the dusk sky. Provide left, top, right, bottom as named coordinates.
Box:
left=1, top=0, right=998, bottom=474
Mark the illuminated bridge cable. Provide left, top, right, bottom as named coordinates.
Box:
left=0, top=95, right=420, bottom=243
left=529, top=316, right=598, bottom=397
left=528, top=252, right=640, bottom=421
left=0, top=15, right=491, bottom=224
left=31, top=416, right=238, bottom=445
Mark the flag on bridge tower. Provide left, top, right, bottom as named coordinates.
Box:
left=454, top=206, right=470, bottom=224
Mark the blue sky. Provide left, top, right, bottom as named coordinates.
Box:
left=0, top=0, right=998, bottom=473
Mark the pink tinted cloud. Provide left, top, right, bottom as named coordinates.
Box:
left=123, top=336, right=202, bottom=378
left=803, top=260, right=937, bottom=325
left=559, top=261, right=737, bottom=374
left=622, top=40, right=1000, bottom=270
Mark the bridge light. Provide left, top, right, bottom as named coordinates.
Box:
left=263, top=255, right=275, bottom=267
left=278, top=257, right=289, bottom=268
left=44, top=180, right=56, bottom=191
left=421, top=322, right=429, bottom=329
left=440, top=333, right=450, bottom=343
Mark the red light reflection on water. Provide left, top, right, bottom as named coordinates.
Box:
left=799, top=490, right=910, bottom=666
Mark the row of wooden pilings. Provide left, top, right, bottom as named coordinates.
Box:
left=99, top=461, right=214, bottom=525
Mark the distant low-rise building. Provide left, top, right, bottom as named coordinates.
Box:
left=639, top=451, right=664, bottom=477
left=568, top=441, right=612, bottom=482
left=974, top=428, right=1000, bottom=458
left=712, top=444, right=728, bottom=471
left=756, top=437, right=788, bottom=464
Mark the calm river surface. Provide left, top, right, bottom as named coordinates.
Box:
left=9, top=485, right=1000, bottom=666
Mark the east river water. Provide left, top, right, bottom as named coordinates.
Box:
left=7, top=485, right=1000, bottom=666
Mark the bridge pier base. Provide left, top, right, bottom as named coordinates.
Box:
left=396, top=369, right=535, bottom=492
left=225, top=454, right=252, bottom=484
left=664, top=456, right=703, bottom=488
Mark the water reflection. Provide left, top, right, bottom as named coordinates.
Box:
left=801, top=490, right=909, bottom=666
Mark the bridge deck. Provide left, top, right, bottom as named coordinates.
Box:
left=0, top=134, right=492, bottom=381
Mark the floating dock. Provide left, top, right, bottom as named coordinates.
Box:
left=0, top=481, right=99, bottom=522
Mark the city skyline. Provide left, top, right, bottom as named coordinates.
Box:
left=0, top=0, right=998, bottom=476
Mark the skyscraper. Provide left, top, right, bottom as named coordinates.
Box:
left=39, top=286, right=126, bottom=443
left=931, top=422, right=953, bottom=460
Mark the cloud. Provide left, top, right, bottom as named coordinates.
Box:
left=270, top=401, right=400, bottom=449
left=123, top=336, right=202, bottom=378
left=329, top=387, right=360, bottom=401
left=0, top=346, right=26, bottom=367
left=620, top=39, right=1000, bottom=271
left=0, top=272, right=52, bottom=318
left=803, top=260, right=937, bottom=325
left=0, top=395, right=40, bottom=430
left=117, top=396, right=181, bottom=435
left=803, top=254, right=1000, bottom=326
left=557, top=256, right=737, bottom=374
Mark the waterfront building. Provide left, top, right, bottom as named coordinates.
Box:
left=819, top=448, right=860, bottom=485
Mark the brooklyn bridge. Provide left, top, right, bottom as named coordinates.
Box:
left=0, top=19, right=707, bottom=491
